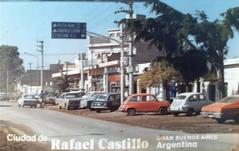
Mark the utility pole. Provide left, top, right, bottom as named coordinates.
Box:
left=28, top=62, right=32, bottom=93
left=116, top=0, right=135, bottom=96
left=6, top=69, right=9, bottom=96
left=37, top=41, right=44, bottom=92
left=128, top=0, right=134, bottom=95
left=120, top=24, right=125, bottom=104
left=79, top=53, right=85, bottom=90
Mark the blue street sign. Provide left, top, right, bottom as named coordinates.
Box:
left=52, top=22, right=87, bottom=39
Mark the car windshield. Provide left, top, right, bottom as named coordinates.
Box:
left=47, top=93, right=56, bottom=97
left=65, top=93, right=80, bottom=98
left=96, top=94, right=108, bottom=101
left=83, top=92, right=99, bottom=99
left=175, top=95, right=187, bottom=100
left=24, top=95, right=36, bottom=99
left=219, top=96, right=239, bottom=103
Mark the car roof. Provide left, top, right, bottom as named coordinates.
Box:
left=177, top=92, right=202, bottom=97
left=97, top=92, right=120, bottom=96
left=23, top=94, right=37, bottom=96
left=64, top=91, right=81, bottom=94
left=226, top=95, right=239, bottom=98
left=131, top=93, right=156, bottom=96
left=87, top=91, right=105, bottom=94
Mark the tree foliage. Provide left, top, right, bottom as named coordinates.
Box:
left=0, top=45, right=24, bottom=92
left=121, top=0, right=239, bottom=97
left=139, top=59, right=181, bottom=88
left=55, top=74, right=74, bottom=93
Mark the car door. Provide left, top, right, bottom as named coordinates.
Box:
left=128, top=95, right=143, bottom=112
left=58, top=93, right=65, bottom=106
left=113, top=94, right=121, bottom=107
left=143, top=95, right=159, bottom=111
left=198, top=94, right=210, bottom=110
left=187, top=94, right=200, bottom=112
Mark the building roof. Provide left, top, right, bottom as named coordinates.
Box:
left=224, top=58, right=239, bottom=69
left=90, top=36, right=110, bottom=44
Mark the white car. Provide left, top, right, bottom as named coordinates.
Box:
left=57, top=91, right=83, bottom=109
left=18, top=94, right=39, bottom=108
left=79, top=91, right=104, bottom=109
left=169, top=92, right=212, bottom=116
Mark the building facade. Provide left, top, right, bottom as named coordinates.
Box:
left=17, top=63, right=63, bottom=94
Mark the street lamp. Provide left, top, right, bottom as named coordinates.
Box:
left=36, top=41, right=44, bottom=92
left=24, top=52, right=39, bottom=69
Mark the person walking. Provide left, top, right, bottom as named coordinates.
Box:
left=39, top=90, right=45, bottom=108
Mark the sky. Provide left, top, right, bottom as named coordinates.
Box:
left=0, top=0, right=239, bottom=69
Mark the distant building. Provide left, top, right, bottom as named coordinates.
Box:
left=224, top=58, right=239, bottom=96
left=16, top=64, right=63, bottom=94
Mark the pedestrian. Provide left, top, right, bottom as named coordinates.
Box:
left=124, top=89, right=129, bottom=99
left=39, top=90, right=45, bottom=108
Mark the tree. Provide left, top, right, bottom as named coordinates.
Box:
left=192, top=8, right=239, bottom=97
left=171, top=50, right=208, bottom=92
left=122, top=1, right=239, bottom=98
left=139, top=59, right=181, bottom=100
left=122, top=0, right=208, bottom=92
left=54, top=74, right=74, bottom=93
left=0, top=45, right=24, bottom=92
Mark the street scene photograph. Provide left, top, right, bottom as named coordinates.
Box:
left=1, top=0, right=239, bottom=151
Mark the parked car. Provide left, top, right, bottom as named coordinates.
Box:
left=91, top=93, right=120, bottom=113
left=169, top=92, right=212, bottom=116
left=201, top=95, right=239, bottom=124
left=119, top=93, right=170, bottom=116
left=57, top=91, right=83, bottom=110
left=18, top=94, right=39, bottom=108
left=79, top=91, right=104, bottom=109
left=0, top=92, right=8, bottom=101
left=44, top=92, right=57, bottom=105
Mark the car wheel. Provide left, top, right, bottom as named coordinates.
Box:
left=127, top=108, right=136, bottom=116
left=195, top=112, right=200, bottom=116
left=173, top=113, right=179, bottom=116
left=18, top=104, right=20, bottom=108
left=96, top=109, right=101, bottom=113
left=186, top=108, right=194, bottom=116
left=159, top=107, right=168, bottom=115
left=216, top=118, right=225, bottom=124
left=234, top=116, right=239, bottom=124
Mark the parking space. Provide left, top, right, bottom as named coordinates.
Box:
left=47, top=105, right=239, bottom=134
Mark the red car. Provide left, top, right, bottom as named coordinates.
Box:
left=119, top=93, right=170, bottom=116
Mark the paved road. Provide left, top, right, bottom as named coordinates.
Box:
left=0, top=101, right=238, bottom=151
